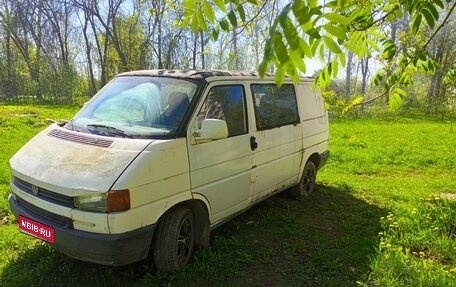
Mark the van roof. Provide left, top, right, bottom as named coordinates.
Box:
left=118, top=69, right=314, bottom=82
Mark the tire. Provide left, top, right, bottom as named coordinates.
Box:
left=289, top=160, right=317, bottom=198
left=153, top=206, right=194, bottom=271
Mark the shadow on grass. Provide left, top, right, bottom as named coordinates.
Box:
left=1, top=184, right=386, bottom=287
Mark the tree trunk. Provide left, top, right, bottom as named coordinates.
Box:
left=345, top=51, right=353, bottom=97
left=82, top=13, right=97, bottom=95
left=200, top=30, right=205, bottom=69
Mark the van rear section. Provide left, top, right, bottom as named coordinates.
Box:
left=297, top=82, right=330, bottom=169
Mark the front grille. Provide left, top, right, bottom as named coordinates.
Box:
left=13, top=177, right=74, bottom=208
left=15, top=195, right=73, bottom=228
left=48, top=129, right=113, bottom=148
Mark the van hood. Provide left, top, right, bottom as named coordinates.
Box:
left=10, top=124, right=153, bottom=196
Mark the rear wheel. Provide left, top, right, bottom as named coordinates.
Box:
left=289, top=160, right=317, bottom=198
left=153, top=206, right=194, bottom=271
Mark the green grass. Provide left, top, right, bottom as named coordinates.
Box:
left=1, top=106, right=456, bottom=286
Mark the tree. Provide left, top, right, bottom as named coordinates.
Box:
left=426, top=8, right=456, bottom=113
left=183, top=0, right=456, bottom=109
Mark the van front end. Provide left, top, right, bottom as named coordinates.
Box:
left=8, top=191, right=155, bottom=265
left=8, top=74, right=199, bottom=268
left=7, top=124, right=162, bottom=266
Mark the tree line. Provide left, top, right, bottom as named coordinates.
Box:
left=0, top=0, right=284, bottom=104
left=0, top=0, right=455, bottom=116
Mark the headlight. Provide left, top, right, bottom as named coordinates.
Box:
left=74, top=190, right=130, bottom=212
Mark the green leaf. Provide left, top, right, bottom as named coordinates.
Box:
left=180, top=15, right=191, bottom=29
left=425, top=2, right=439, bottom=21
left=412, top=14, right=422, bottom=34
left=324, top=13, right=350, bottom=25
left=427, top=59, right=437, bottom=74
left=227, top=10, right=238, bottom=27
left=246, top=0, right=260, bottom=4
left=382, top=40, right=397, bottom=60
left=372, top=72, right=383, bottom=86
left=311, top=39, right=322, bottom=56
left=323, top=24, right=347, bottom=40
left=338, top=52, right=346, bottom=66
left=237, top=5, right=246, bottom=23
left=366, top=39, right=380, bottom=51
left=433, top=0, right=444, bottom=9
left=395, top=87, right=406, bottom=96
left=272, top=32, right=290, bottom=66
left=191, top=15, right=199, bottom=32
left=263, top=38, right=273, bottom=59
left=331, top=59, right=339, bottom=78
left=213, top=0, right=226, bottom=12
left=219, top=19, right=230, bottom=31
left=292, top=0, right=305, bottom=10
left=326, top=1, right=339, bottom=8
left=275, top=67, right=286, bottom=87
left=259, top=60, right=269, bottom=77
left=195, top=9, right=207, bottom=31
left=422, top=9, right=435, bottom=29
left=292, top=0, right=306, bottom=17
left=389, top=87, right=406, bottom=111
left=280, top=15, right=301, bottom=50
left=183, top=0, right=197, bottom=10
left=327, top=62, right=332, bottom=77
left=299, top=38, right=313, bottom=58
left=289, top=49, right=306, bottom=72
left=323, top=36, right=342, bottom=53
left=443, top=64, right=456, bottom=84
left=387, top=7, right=403, bottom=22
left=306, top=28, right=321, bottom=39
left=292, top=0, right=312, bottom=27
left=211, top=28, right=220, bottom=41
left=203, top=1, right=215, bottom=23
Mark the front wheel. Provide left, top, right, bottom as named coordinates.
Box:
left=153, top=206, right=194, bottom=271
left=289, top=160, right=317, bottom=198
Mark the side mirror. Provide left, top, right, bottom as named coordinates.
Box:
left=194, top=119, right=228, bottom=143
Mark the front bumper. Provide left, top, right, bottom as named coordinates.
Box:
left=9, top=194, right=155, bottom=266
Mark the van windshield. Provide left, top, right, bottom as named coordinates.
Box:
left=67, top=76, right=199, bottom=139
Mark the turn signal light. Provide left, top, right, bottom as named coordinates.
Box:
left=107, top=189, right=130, bottom=212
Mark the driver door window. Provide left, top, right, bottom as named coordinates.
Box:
left=196, top=85, right=247, bottom=137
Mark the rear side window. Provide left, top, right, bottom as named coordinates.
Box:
left=197, top=85, right=247, bottom=137
left=251, top=84, right=299, bottom=130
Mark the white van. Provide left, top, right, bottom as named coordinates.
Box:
left=8, top=70, right=329, bottom=271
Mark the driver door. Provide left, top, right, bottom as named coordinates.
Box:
left=187, top=83, right=254, bottom=225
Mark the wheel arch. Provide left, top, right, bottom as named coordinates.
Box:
left=153, top=198, right=211, bottom=248
left=307, top=152, right=321, bottom=168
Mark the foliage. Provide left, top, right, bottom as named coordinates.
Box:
left=321, top=90, right=364, bottom=117
left=183, top=0, right=455, bottom=107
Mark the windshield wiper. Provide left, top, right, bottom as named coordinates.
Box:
left=86, top=124, right=133, bottom=138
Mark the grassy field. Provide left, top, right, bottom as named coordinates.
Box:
left=1, top=105, right=455, bottom=286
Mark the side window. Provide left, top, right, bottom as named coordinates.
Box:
left=251, top=84, right=299, bottom=130
left=197, top=85, right=247, bottom=137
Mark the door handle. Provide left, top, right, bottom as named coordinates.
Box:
left=250, top=136, right=258, bottom=151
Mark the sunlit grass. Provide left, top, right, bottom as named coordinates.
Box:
left=319, top=118, right=456, bottom=287
left=0, top=107, right=455, bottom=286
